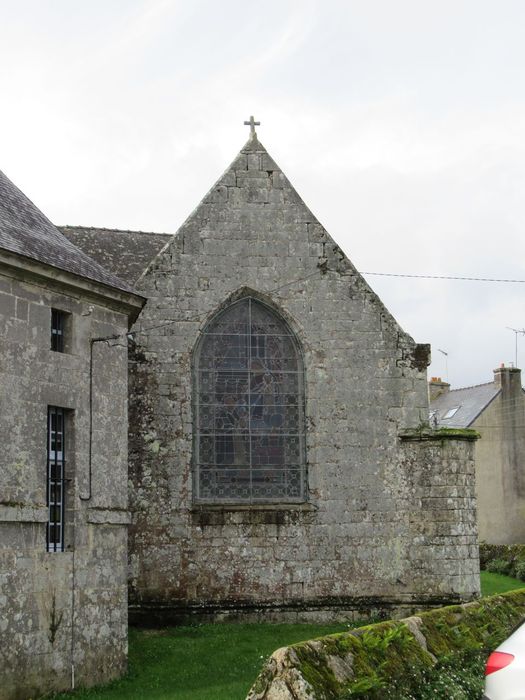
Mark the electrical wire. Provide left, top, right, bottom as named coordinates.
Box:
left=361, top=272, right=525, bottom=283
left=94, top=263, right=525, bottom=346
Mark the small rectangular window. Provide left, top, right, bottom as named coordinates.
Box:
left=443, top=406, right=460, bottom=419
left=47, top=406, right=66, bottom=552
left=51, top=309, right=66, bottom=352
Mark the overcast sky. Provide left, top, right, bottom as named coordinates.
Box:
left=1, top=0, right=525, bottom=387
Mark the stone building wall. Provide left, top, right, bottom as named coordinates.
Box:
left=0, top=268, right=133, bottom=700
left=127, top=136, right=480, bottom=622
left=399, top=433, right=479, bottom=600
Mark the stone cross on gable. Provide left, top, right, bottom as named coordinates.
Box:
left=244, top=115, right=260, bottom=137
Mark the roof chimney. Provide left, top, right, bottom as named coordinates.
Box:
left=428, top=377, right=451, bottom=401
left=493, top=365, right=522, bottom=399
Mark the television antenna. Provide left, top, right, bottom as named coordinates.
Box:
left=506, top=327, right=525, bottom=368
left=437, top=348, right=449, bottom=381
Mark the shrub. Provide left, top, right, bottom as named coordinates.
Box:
left=514, top=559, right=525, bottom=581
left=486, top=558, right=512, bottom=575
left=479, top=543, right=525, bottom=577
left=401, top=650, right=485, bottom=700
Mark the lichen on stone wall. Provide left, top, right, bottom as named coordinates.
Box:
left=248, top=589, right=525, bottom=699
left=399, top=426, right=480, bottom=441
left=126, top=135, right=479, bottom=623
left=1, top=275, right=132, bottom=700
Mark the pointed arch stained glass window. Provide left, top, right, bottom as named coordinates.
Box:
left=194, top=298, right=306, bottom=502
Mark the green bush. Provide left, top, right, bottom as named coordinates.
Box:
left=390, top=651, right=485, bottom=700
left=479, top=543, right=525, bottom=579
left=486, top=558, right=513, bottom=575
left=514, top=560, right=525, bottom=581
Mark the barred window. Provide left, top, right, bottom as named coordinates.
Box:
left=47, top=406, right=65, bottom=552
left=194, top=298, right=306, bottom=503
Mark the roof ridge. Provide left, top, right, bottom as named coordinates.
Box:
left=59, top=225, right=173, bottom=236
left=448, top=381, right=497, bottom=392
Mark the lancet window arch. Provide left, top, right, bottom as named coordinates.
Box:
left=193, top=297, right=306, bottom=503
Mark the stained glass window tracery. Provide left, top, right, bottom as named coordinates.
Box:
left=194, top=297, right=306, bottom=502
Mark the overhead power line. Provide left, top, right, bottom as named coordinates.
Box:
left=361, top=272, right=525, bottom=283
left=97, top=266, right=525, bottom=344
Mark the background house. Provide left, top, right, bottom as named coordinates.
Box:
left=430, top=365, right=525, bottom=544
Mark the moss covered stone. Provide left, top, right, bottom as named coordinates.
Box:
left=247, top=590, right=525, bottom=699
left=399, top=426, right=479, bottom=441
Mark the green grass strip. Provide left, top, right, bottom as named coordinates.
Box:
left=50, top=622, right=356, bottom=700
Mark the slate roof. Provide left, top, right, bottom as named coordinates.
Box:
left=430, top=382, right=501, bottom=428
left=59, top=226, right=171, bottom=285
left=0, top=169, right=136, bottom=294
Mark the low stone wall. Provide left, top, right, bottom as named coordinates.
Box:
left=247, top=589, right=525, bottom=700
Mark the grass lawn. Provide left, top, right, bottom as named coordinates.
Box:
left=50, top=573, right=525, bottom=700
left=50, top=621, right=354, bottom=700
left=480, top=570, right=525, bottom=596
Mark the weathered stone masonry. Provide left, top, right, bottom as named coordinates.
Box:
left=0, top=268, right=141, bottom=700
left=1, top=131, right=480, bottom=700
left=0, top=166, right=144, bottom=700
left=125, top=135, right=480, bottom=623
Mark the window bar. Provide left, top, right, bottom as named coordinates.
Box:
left=248, top=298, right=253, bottom=502
left=211, top=365, right=217, bottom=498
left=47, top=406, right=65, bottom=552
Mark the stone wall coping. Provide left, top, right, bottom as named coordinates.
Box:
left=87, top=508, right=131, bottom=525
left=399, top=427, right=480, bottom=442
left=0, top=503, right=48, bottom=522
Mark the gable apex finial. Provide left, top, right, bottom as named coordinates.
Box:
left=244, top=115, right=260, bottom=138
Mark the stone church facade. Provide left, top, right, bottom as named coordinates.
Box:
left=1, top=129, right=481, bottom=698
left=65, top=132, right=481, bottom=623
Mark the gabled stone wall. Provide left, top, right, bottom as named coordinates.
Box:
left=127, top=137, right=480, bottom=622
